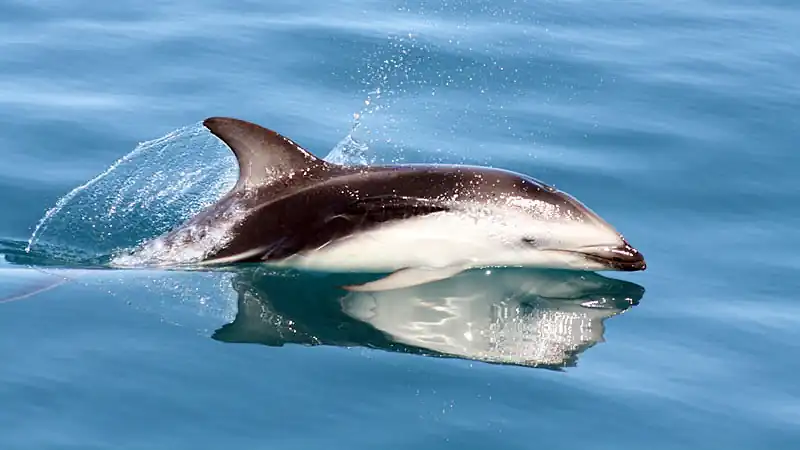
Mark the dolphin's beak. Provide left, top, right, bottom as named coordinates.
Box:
left=574, top=241, right=647, bottom=271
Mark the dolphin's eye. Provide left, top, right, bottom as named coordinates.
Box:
left=521, top=237, right=538, bottom=247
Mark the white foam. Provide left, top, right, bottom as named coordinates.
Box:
left=109, top=199, right=248, bottom=268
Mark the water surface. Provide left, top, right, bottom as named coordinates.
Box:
left=1, top=0, right=799, bottom=448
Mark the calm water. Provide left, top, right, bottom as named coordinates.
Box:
left=2, top=0, right=799, bottom=448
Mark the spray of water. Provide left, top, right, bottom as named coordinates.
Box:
left=328, top=33, right=426, bottom=165
left=23, top=123, right=239, bottom=265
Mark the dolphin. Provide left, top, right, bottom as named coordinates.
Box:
left=117, top=117, right=646, bottom=291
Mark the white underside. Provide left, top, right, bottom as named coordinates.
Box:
left=269, top=209, right=620, bottom=273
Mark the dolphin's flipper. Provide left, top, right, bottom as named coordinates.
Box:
left=342, top=266, right=467, bottom=292
left=203, top=117, right=335, bottom=190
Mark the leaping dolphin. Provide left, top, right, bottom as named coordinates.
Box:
left=117, top=117, right=646, bottom=291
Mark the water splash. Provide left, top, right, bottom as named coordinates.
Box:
left=326, top=111, right=372, bottom=166
left=109, top=197, right=249, bottom=268
left=329, top=34, right=427, bottom=165
left=24, top=123, right=238, bottom=265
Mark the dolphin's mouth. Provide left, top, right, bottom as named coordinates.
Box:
left=569, top=242, right=646, bottom=271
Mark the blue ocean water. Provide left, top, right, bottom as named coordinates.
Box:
left=2, top=0, right=799, bottom=448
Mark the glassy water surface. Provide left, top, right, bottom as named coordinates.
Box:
left=1, top=0, right=799, bottom=448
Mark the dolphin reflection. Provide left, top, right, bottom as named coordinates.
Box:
left=212, top=267, right=645, bottom=369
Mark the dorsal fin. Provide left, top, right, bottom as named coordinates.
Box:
left=203, top=117, right=330, bottom=190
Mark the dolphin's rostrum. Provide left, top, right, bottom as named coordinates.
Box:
left=119, top=117, right=646, bottom=291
